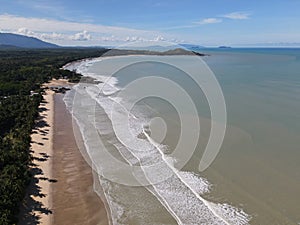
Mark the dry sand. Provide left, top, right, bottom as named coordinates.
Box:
left=19, top=86, right=55, bottom=224
left=19, top=79, right=109, bottom=225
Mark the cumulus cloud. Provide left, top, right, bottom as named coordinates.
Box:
left=17, top=27, right=35, bottom=36
left=0, top=14, right=156, bottom=39
left=0, top=14, right=176, bottom=46
left=101, top=35, right=119, bottom=42
left=99, top=35, right=146, bottom=43
left=41, top=32, right=65, bottom=40
left=197, top=18, right=222, bottom=25
left=222, top=12, right=251, bottom=20
left=14, top=28, right=69, bottom=41
left=71, top=30, right=91, bottom=41
left=124, top=35, right=167, bottom=42
left=124, top=36, right=144, bottom=42
left=154, top=35, right=165, bottom=41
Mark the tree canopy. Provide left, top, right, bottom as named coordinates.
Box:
left=0, top=48, right=107, bottom=224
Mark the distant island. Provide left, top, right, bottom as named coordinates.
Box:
left=218, top=46, right=232, bottom=49
left=103, top=48, right=207, bottom=57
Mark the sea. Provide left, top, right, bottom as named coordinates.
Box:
left=63, top=48, right=300, bottom=225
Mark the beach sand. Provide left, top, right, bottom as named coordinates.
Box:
left=19, top=79, right=109, bottom=225
left=18, top=87, right=54, bottom=225
left=51, top=93, right=109, bottom=225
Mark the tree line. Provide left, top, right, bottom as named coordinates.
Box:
left=0, top=48, right=108, bottom=224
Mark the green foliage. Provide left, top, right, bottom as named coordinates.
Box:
left=0, top=48, right=107, bottom=224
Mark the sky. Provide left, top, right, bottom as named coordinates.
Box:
left=0, top=0, right=300, bottom=47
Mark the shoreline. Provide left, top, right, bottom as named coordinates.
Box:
left=63, top=56, right=252, bottom=225
left=19, top=86, right=54, bottom=224
left=62, top=53, right=207, bottom=79
left=51, top=93, right=109, bottom=225
left=19, top=79, right=109, bottom=225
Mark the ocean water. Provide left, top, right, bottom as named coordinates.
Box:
left=63, top=48, right=300, bottom=225
left=199, top=48, right=300, bottom=225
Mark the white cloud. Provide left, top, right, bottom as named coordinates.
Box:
left=0, top=14, right=170, bottom=46
left=0, top=14, right=150, bottom=35
left=15, top=28, right=68, bottom=41
left=101, top=35, right=116, bottom=42
left=197, top=18, right=222, bottom=25
left=222, top=12, right=251, bottom=20
left=126, top=36, right=144, bottom=42
left=154, top=35, right=165, bottom=41
left=17, top=27, right=35, bottom=36
left=72, top=30, right=91, bottom=41
left=41, top=32, right=65, bottom=40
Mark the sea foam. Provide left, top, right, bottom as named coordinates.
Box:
left=63, top=57, right=251, bottom=225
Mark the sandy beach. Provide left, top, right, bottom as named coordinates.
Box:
left=18, top=86, right=54, bottom=225
left=51, top=93, right=109, bottom=225
left=19, top=79, right=109, bottom=225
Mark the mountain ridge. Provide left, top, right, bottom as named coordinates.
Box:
left=0, top=33, right=59, bottom=48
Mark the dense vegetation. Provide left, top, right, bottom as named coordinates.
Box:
left=0, top=48, right=108, bottom=224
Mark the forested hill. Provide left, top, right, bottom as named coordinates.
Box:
left=0, top=33, right=58, bottom=48
left=0, top=48, right=108, bottom=225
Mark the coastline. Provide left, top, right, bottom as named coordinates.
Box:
left=19, top=79, right=109, bottom=225
left=64, top=56, right=251, bottom=224
left=18, top=49, right=300, bottom=225
left=51, top=93, right=109, bottom=225
left=19, top=86, right=54, bottom=224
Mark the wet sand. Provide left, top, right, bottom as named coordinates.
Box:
left=19, top=79, right=109, bottom=225
left=51, top=93, right=109, bottom=225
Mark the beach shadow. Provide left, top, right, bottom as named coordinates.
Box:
left=33, top=157, right=47, bottom=162
left=18, top=99, right=54, bottom=225
left=38, top=107, right=48, bottom=113
left=33, top=107, right=50, bottom=130
left=32, top=152, right=49, bottom=162
left=39, top=177, right=58, bottom=183
left=41, top=99, right=48, bottom=104
left=18, top=167, right=53, bottom=225
left=36, top=115, right=46, bottom=120
left=39, top=129, right=49, bottom=134
left=35, top=120, right=50, bottom=129
left=40, top=152, right=49, bottom=158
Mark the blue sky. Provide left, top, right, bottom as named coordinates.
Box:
left=0, top=0, right=300, bottom=46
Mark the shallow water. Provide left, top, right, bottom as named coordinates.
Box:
left=64, top=49, right=300, bottom=225
left=199, top=49, right=300, bottom=225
